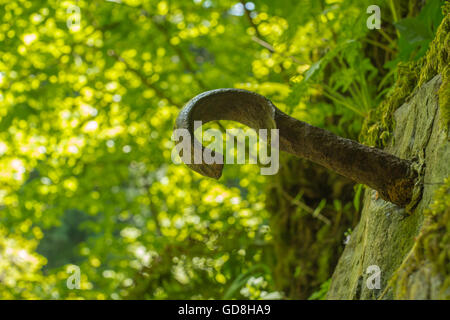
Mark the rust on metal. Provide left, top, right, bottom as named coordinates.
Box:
left=174, top=88, right=419, bottom=208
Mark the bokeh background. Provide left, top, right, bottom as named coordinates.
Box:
left=0, top=0, right=444, bottom=299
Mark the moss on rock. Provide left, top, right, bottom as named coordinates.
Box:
left=391, top=178, right=450, bottom=299
left=352, top=3, right=449, bottom=299
left=361, top=2, right=449, bottom=148
left=328, top=73, right=448, bottom=299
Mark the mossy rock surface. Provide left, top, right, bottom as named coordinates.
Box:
left=328, top=75, right=449, bottom=299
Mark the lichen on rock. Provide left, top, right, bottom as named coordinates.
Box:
left=328, top=5, right=449, bottom=299
left=328, top=73, right=449, bottom=299
left=392, top=178, right=450, bottom=299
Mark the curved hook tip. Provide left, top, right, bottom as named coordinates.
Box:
left=187, top=162, right=224, bottom=180
left=174, top=88, right=277, bottom=179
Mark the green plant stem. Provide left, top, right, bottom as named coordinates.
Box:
left=388, top=0, right=401, bottom=38
left=321, top=85, right=366, bottom=117
left=362, top=38, right=396, bottom=54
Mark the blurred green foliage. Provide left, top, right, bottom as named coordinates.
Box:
left=0, top=0, right=443, bottom=299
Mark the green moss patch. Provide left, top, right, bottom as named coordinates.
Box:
left=361, top=3, right=449, bottom=147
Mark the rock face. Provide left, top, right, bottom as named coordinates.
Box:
left=327, top=75, right=449, bottom=299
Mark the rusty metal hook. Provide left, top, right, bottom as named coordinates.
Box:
left=174, top=88, right=419, bottom=208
